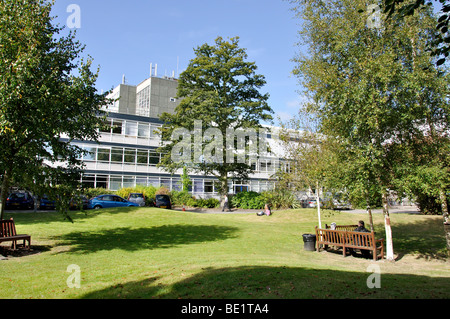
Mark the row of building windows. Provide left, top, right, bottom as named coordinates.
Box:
left=99, top=118, right=162, bottom=139
left=81, top=173, right=275, bottom=194
left=76, top=143, right=287, bottom=174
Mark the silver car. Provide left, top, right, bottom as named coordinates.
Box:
left=127, top=193, right=145, bottom=206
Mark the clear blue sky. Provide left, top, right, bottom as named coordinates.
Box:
left=51, top=0, right=302, bottom=125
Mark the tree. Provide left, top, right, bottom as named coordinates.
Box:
left=158, top=36, right=273, bottom=197
left=278, top=105, right=337, bottom=228
left=0, top=0, right=107, bottom=220
left=290, top=0, right=449, bottom=259
left=382, top=0, right=450, bottom=66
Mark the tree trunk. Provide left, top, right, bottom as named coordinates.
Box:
left=0, top=168, right=11, bottom=220
left=316, top=181, right=322, bottom=229
left=439, top=190, right=450, bottom=250
left=366, top=196, right=374, bottom=232
left=382, top=192, right=395, bottom=261
left=439, top=189, right=449, bottom=224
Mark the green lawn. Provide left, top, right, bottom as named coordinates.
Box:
left=0, top=207, right=448, bottom=299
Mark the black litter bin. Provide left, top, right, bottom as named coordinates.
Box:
left=302, top=234, right=316, bottom=251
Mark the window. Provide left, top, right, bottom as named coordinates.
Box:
left=97, top=148, right=110, bottom=162
left=204, top=180, right=214, bottom=193
left=193, top=180, right=203, bottom=193
left=138, top=123, right=150, bottom=138
left=102, top=195, right=114, bottom=201
left=110, top=147, right=123, bottom=163
left=136, top=177, right=147, bottom=186
left=137, top=150, right=148, bottom=165
left=124, top=148, right=136, bottom=164
left=150, top=124, right=161, bottom=138
left=82, top=147, right=96, bottom=161
left=96, top=175, right=108, bottom=189
left=110, top=176, right=122, bottom=190
left=112, top=120, right=123, bottom=134
left=149, top=150, right=160, bottom=165
left=99, top=119, right=112, bottom=133
left=123, top=177, right=134, bottom=188
left=81, top=174, right=95, bottom=188
left=125, top=121, right=137, bottom=136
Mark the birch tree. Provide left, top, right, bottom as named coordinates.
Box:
left=289, top=0, right=448, bottom=260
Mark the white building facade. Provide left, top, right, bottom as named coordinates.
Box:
left=74, top=75, right=286, bottom=198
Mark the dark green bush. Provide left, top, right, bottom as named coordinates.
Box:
left=231, top=191, right=265, bottom=209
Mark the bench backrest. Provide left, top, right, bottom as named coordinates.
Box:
left=316, top=227, right=375, bottom=248
left=325, top=224, right=358, bottom=231
left=0, top=218, right=17, bottom=238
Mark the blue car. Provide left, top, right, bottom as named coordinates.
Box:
left=39, top=195, right=56, bottom=210
left=88, top=194, right=139, bottom=209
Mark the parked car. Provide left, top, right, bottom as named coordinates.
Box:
left=301, top=197, right=324, bottom=208
left=332, top=198, right=352, bottom=210
left=127, top=193, right=145, bottom=206
left=69, top=195, right=89, bottom=210
left=5, top=191, right=34, bottom=210
left=39, top=195, right=56, bottom=210
left=154, top=194, right=172, bottom=209
left=88, top=194, right=139, bottom=209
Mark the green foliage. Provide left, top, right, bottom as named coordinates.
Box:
left=158, top=36, right=273, bottom=196
left=116, top=185, right=159, bottom=206
left=170, top=190, right=193, bottom=206
left=180, top=166, right=192, bottom=192
left=194, top=198, right=220, bottom=208
left=261, top=189, right=299, bottom=210
left=0, top=0, right=108, bottom=219
left=81, top=188, right=115, bottom=199
left=230, top=189, right=301, bottom=210
left=231, top=191, right=265, bottom=209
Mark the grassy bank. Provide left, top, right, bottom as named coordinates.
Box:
left=0, top=207, right=448, bottom=299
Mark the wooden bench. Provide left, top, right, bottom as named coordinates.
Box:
left=0, top=218, right=31, bottom=250
left=315, top=226, right=384, bottom=261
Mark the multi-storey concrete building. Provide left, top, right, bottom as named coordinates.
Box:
left=73, top=74, right=284, bottom=198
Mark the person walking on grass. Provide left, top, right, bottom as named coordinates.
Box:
left=222, top=194, right=230, bottom=212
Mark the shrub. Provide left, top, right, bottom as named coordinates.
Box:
left=155, top=186, right=170, bottom=195
left=170, top=190, right=194, bottom=206
left=115, top=185, right=158, bottom=206
left=82, top=188, right=115, bottom=199
left=231, top=191, right=265, bottom=209
left=195, top=198, right=220, bottom=208
left=260, top=189, right=298, bottom=210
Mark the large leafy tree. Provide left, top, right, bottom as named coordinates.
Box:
left=158, top=37, right=273, bottom=196
left=290, top=0, right=449, bottom=259
left=0, top=0, right=107, bottom=219
left=382, top=0, right=450, bottom=66
left=278, top=105, right=338, bottom=228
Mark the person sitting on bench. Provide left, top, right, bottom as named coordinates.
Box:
left=350, top=220, right=371, bottom=258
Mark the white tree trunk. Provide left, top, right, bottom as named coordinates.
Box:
left=382, top=193, right=394, bottom=261
left=316, top=181, right=322, bottom=229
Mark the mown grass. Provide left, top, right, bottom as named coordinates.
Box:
left=0, top=207, right=448, bottom=299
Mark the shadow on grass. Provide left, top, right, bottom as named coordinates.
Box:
left=382, top=218, right=447, bottom=261
left=54, top=224, right=238, bottom=254
left=3, top=206, right=145, bottom=225
left=80, top=265, right=450, bottom=299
